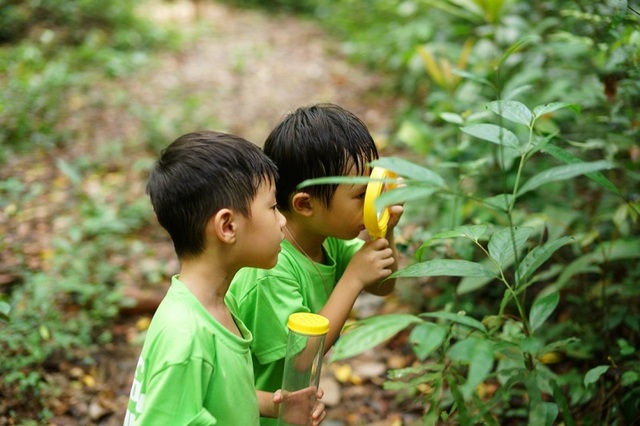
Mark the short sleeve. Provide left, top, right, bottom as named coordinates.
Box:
left=242, top=270, right=308, bottom=365
left=327, top=237, right=364, bottom=278
left=135, top=360, right=216, bottom=425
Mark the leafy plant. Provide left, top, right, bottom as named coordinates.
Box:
left=0, top=154, right=154, bottom=421
left=0, top=1, right=172, bottom=159
left=330, top=98, right=639, bottom=424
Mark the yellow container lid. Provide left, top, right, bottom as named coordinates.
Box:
left=287, top=313, right=329, bottom=335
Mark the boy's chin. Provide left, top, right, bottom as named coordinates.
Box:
left=261, top=256, right=280, bottom=270
left=357, top=229, right=370, bottom=240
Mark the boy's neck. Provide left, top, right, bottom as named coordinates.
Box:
left=283, top=221, right=326, bottom=263
left=178, top=258, right=238, bottom=330
left=179, top=260, right=231, bottom=303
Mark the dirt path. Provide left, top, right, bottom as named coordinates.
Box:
left=134, top=1, right=397, bottom=146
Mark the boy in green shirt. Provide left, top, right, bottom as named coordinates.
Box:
left=229, top=104, right=404, bottom=425
left=124, top=131, right=326, bottom=425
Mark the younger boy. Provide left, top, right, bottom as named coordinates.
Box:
left=229, top=104, right=404, bottom=425
left=124, top=131, right=325, bottom=425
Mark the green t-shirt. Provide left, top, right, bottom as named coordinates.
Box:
left=125, top=276, right=259, bottom=425
left=228, top=238, right=362, bottom=425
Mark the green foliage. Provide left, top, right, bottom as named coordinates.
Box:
left=0, top=154, right=153, bottom=419
left=0, top=1, right=167, bottom=406
left=0, top=0, right=173, bottom=159
left=331, top=98, right=640, bottom=423
left=284, top=2, right=640, bottom=421
left=214, top=0, right=318, bottom=14
left=0, top=0, right=150, bottom=45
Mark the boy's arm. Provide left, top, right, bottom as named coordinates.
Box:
left=257, top=390, right=278, bottom=418
left=320, top=238, right=395, bottom=350
left=319, top=272, right=364, bottom=350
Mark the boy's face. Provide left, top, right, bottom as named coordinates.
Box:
left=236, top=180, right=286, bottom=269
left=314, top=164, right=368, bottom=240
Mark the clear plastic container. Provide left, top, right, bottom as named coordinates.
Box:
left=277, top=312, right=330, bottom=426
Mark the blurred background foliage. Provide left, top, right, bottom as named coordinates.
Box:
left=1, top=0, right=639, bottom=424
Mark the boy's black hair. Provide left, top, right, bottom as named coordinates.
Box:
left=147, top=131, right=278, bottom=259
left=264, top=103, right=379, bottom=211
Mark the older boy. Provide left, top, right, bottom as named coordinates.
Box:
left=124, top=131, right=325, bottom=425
left=229, top=104, right=403, bottom=425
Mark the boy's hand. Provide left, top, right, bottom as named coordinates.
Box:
left=344, top=238, right=394, bottom=290
left=386, top=177, right=405, bottom=232
left=386, top=204, right=404, bottom=231
left=273, top=387, right=326, bottom=425
left=311, top=387, right=326, bottom=426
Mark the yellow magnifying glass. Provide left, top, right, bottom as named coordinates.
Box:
left=364, top=166, right=398, bottom=239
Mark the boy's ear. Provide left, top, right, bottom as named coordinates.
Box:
left=210, top=208, right=237, bottom=243
left=291, top=192, right=314, bottom=217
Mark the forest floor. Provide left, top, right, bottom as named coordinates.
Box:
left=1, top=1, right=430, bottom=425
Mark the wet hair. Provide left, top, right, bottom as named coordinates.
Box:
left=146, top=131, right=278, bottom=259
left=264, top=103, right=378, bottom=211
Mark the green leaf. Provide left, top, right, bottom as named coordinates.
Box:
left=440, top=112, right=464, bottom=124
left=529, top=292, right=560, bottom=333
left=448, top=379, right=471, bottom=423
left=39, top=324, right=51, bottom=340
left=298, top=175, right=375, bottom=188
left=482, top=193, right=513, bottom=212
left=457, top=275, right=494, bottom=294
left=525, top=133, right=559, bottom=162
left=517, top=160, right=614, bottom=197
left=432, top=225, right=488, bottom=242
left=498, top=36, right=538, bottom=70
left=589, top=239, right=640, bottom=263
left=448, top=338, right=494, bottom=400
left=452, top=69, right=494, bottom=88
left=487, top=100, right=533, bottom=126
left=584, top=365, right=610, bottom=387
left=488, top=227, right=533, bottom=268
left=416, top=225, right=487, bottom=258
left=457, top=257, right=502, bottom=294
left=409, top=322, right=447, bottom=360
left=420, top=311, right=487, bottom=332
left=542, top=144, right=621, bottom=195
left=551, top=380, right=577, bottom=426
left=376, top=186, right=436, bottom=210
left=0, top=298, right=10, bottom=322
left=540, top=337, right=580, bottom=355
left=56, top=159, right=83, bottom=186
left=542, top=402, right=559, bottom=426
left=421, top=0, right=481, bottom=22
left=517, top=236, right=574, bottom=283
left=330, top=314, right=421, bottom=362
left=533, top=102, right=581, bottom=119
left=393, top=259, right=497, bottom=279
left=372, top=157, right=447, bottom=188
left=0, top=299, right=10, bottom=317
left=524, top=371, right=545, bottom=426
left=621, top=371, right=640, bottom=387
left=461, top=124, right=520, bottom=149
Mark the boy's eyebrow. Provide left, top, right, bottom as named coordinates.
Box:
left=349, top=183, right=367, bottom=192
